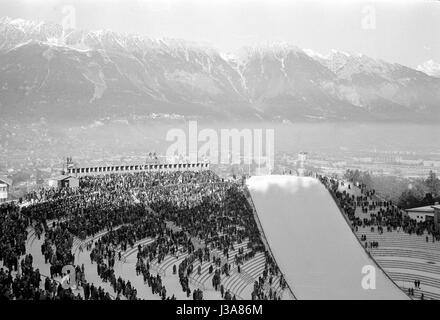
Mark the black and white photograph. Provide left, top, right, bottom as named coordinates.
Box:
left=1, top=0, right=440, bottom=310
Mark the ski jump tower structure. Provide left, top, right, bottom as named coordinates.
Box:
left=297, top=152, right=307, bottom=176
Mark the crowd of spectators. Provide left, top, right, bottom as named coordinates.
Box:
left=4, top=170, right=288, bottom=300
left=319, top=175, right=440, bottom=240
left=0, top=203, right=27, bottom=273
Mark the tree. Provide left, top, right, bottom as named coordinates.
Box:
left=425, top=170, right=440, bottom=197
left=343, top=169, right=373, bottom=189
left=359, top=171, right=373, bottom=189
left=344, top=169, right=361, bottom=183
left=397, top=183, right=426, bottom=209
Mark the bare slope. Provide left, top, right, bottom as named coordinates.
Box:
left=247, top=175, right=408, bottom=300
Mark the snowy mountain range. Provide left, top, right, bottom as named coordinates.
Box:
left=417, top=60, right=440, bottom=78
left=1, top=17, right=439, bottom=123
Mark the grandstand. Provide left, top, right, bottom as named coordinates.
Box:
left=333, top=178, right=440, bottom=300
left=66, top=162, right=209, bottom=176
left=357, top=229, right=440, bottom=300
left=1, top=170, right=289, bottom=300
left=1, top=167, right=439, bottom=300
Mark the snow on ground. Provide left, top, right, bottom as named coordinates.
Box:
left=24, top=227, right=84, bottom=296
left=113, top=256, right=161, bottom=300
left=247, top=175, right=408, bottom=300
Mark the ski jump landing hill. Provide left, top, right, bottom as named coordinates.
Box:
left=247, top=175, right=408, bottom=300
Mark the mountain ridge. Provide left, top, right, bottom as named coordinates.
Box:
left=1, top=17, right=439, bottom=123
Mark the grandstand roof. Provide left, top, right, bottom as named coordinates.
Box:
left=406, top=205, right=435, bottom=213
left=72, top=159, right=162, bottom=167
left=0, top=176, right=12, bottom=186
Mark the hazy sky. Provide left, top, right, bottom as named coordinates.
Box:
left=1, top=0, right=439, bottom=68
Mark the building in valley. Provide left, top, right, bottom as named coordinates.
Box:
left=0, top=176, right=12, bottom=203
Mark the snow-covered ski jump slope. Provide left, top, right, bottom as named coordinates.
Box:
left=247, top=175, right=408, bottom=300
